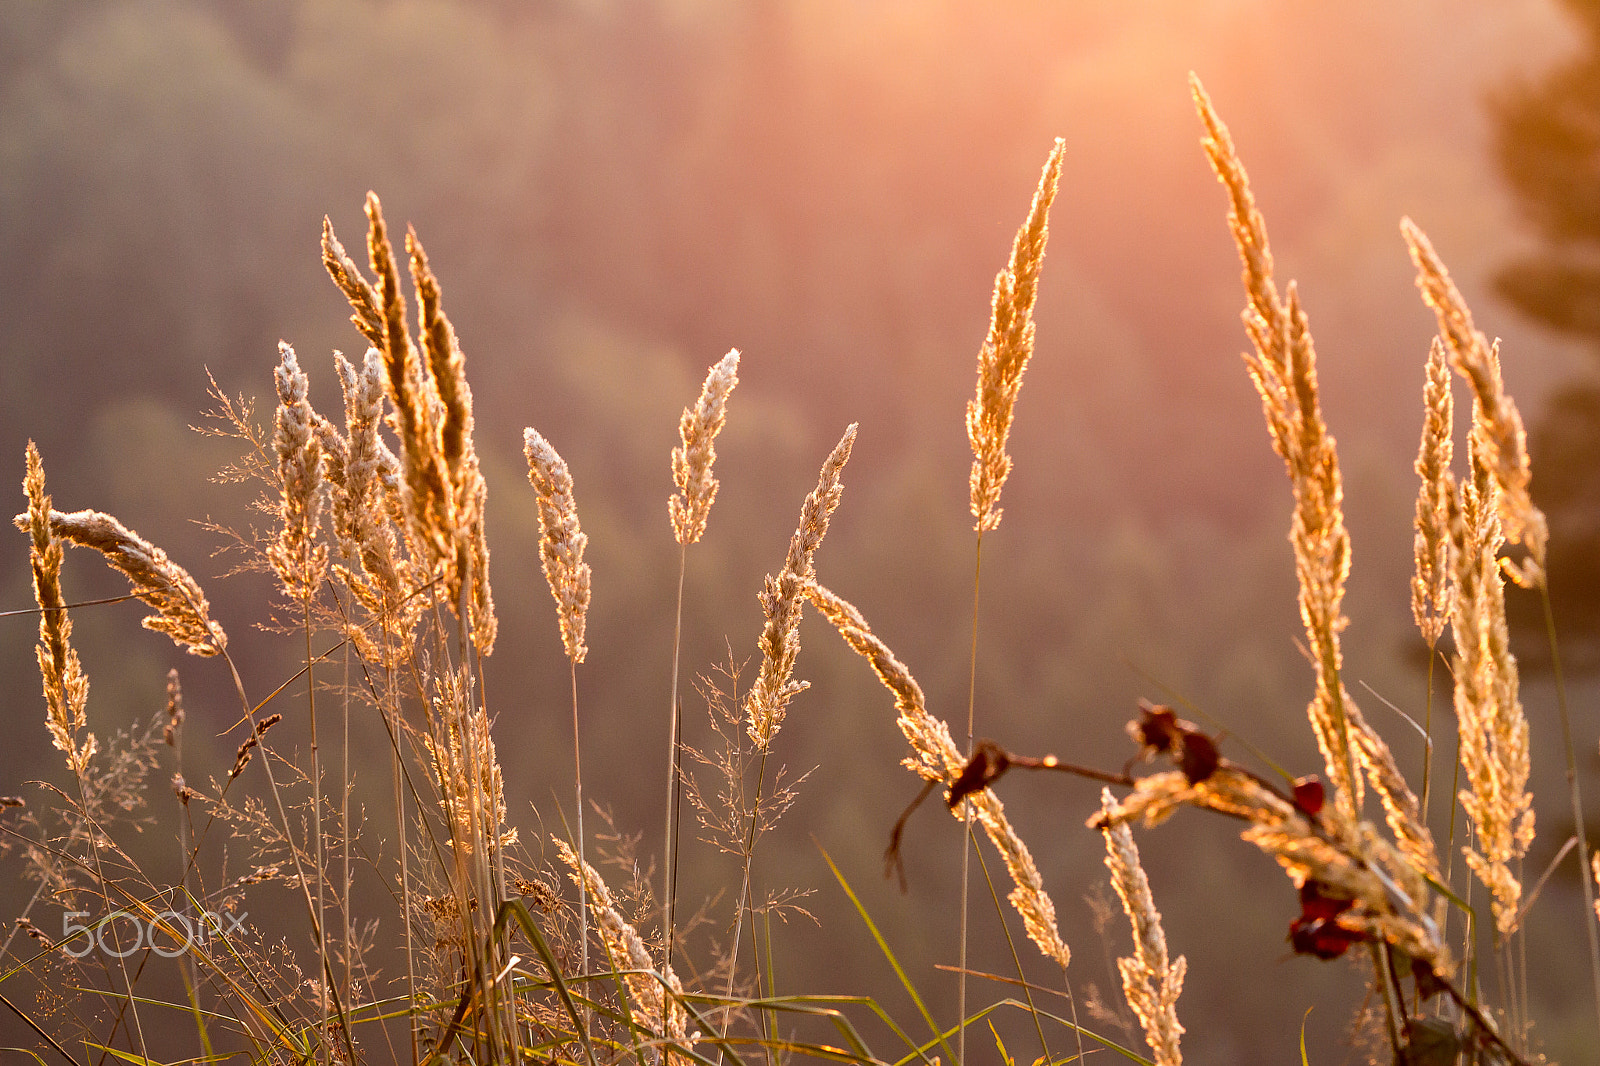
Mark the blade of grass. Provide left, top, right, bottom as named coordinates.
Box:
left=814, top=841, right=952, bottom=1066
left=497, top=900, right=600, bottom=1066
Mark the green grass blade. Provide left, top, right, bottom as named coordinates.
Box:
left=815, top=840, right=951, bottom=1066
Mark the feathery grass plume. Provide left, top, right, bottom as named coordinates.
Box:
left=1412, top=338, right=1455, bottom=647
left=555, top=839, right=692, bottom=1064
left=1348, top=704, right=1441, bottom=887
left=670, top=349, right=740, bottom=546
left=23, top=442, right=95, bottom=775
left=322, top=216, right=384, bottom=348
left=1092, top=769, right=1449, bottom=976
left=359, top=194, right=457, bottom=567
left=524, top=428, right=592, bottom=664
left=804, top=579, right=1070, bottom=968
left=1192, top=74, right=1366, bottom=824
left=1098, top=789, right=1184, bottom=1066
left=267, top=342, right=329, bottom=602
left=744, top=424, right=858, bottom=749
left=1448, top=447, right=1534, bottom=935
left=13, top=508, right=226, bottom=655
left=408, top=226, right=496, bottom=653
left=1402, top=217, right=1547, bottom=589
left=968, top=138, right=1065, bottom=533
left=330, top=351, right=402, bottom=579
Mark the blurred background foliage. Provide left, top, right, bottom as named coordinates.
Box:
left=3, top=0, right=1599, bottom=1061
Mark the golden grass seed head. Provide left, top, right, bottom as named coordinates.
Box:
left=22, top=442, right=94, bottom=775
left=968, top=138, right=1064, bottom=533
left=1402, top=217, right=1546, bottom=587
left=524, top=427, right=591, bottom=664
left=670, top=348, right=740, bottom=546
left=15, top=507, right=226, bottom=656
left=1411, top=338, right=1455, bottom=646
left=268, top=342, right=329, bottom=602
left=1100, top=789, right=1185, bottom=1066
left=744, top=424, right=856, bottom=748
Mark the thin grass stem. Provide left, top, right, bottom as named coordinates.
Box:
left=1539, top=579, right=1600, bottom=1035
left=666, top=542, right=689, bottom=974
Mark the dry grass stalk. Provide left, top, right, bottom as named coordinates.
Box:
left=1193, top=74, right=1376, bottom=831
left=803, top=579, right=1070, bottom=968
left=555, top=839, right=692, bottom=1065
left=968, top=138, right=1065, bottom=533
left=670, top=349, right=740, bottom=546
left=524, top=428, right=592, bottom=664
left=13, top=508, right=226, bottom=656
left=1412, top=338, right=1454, bottom=647
left=23, top=442, right=95, bottom=775
left=1402, top=217, right=1547, bottom=589
left=744, top=423, right=858, bottom=750
left=1448, top=447, right=1534, bottom=936
left=1098, top=788, right=1184, bottom=1066
left=1093, top=769, right=1448, bottom=976
left=267, top=342, right=330, bottom=603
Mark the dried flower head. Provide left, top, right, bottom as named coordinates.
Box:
left=670, top=349, right=740, bottom=546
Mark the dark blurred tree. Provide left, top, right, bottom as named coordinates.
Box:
left=1492, top=0, right=1600, bottom=668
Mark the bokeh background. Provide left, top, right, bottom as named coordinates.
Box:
left=3, top=1, right=1600, bottom=1061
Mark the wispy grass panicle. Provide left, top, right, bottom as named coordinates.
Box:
left=1099, top=789, right=1184, bottom=1066
left=267, top=342, right=329, bottom=603
left=524, top=428, right=592, bottom=665
left=1448, top=442, right=1535, bottom=935
left=670, top=349, right=740, bottom=546
left=744, top=423, right=857, bottom=750
left=14, top=508, right=226, bottom=656
left=804, top=580, right=1070, bottom=969
left=968, top=138, right=1065, bottom=533
left=23, top=442, right=95, bottom=775
left=1192, top=73, right=1366, bottom=825
left=327, top=195, right=496, bottom=650
left=1412, top=338, right=1455, bottom=647
left=1402, top=217, right=1546, bottom=588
